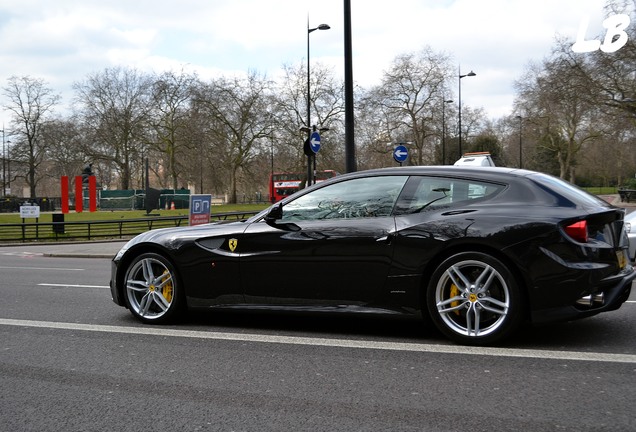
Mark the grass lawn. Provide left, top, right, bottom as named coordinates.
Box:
left=0, top=203, right=269, bottom=224
left=583, top=186, right=618, bottom=195
left=0, top=203, right=269, bottom=242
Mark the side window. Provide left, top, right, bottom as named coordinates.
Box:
left=281, top=176, right=408, bottom=221
left=395, top=176, right=504, bottom=214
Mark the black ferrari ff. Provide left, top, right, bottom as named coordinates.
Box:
left=110, top=166, right=635, bottom=345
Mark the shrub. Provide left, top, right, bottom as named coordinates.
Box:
left=620, top=178, right=636, bottom=189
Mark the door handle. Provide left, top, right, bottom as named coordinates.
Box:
left=441, top=209, right=476, bottom=216
left=376, top=232, right=395, bottom=243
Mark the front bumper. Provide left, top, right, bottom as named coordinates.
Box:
left=110, top=259, right=125, bottom=307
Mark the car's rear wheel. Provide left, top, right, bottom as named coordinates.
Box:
left=123, top=252, right=183, bottom=324
left=426, top=252, right=524, bottom=345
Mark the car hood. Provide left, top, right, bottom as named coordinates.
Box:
left=116, top=220, right=248, bottom=257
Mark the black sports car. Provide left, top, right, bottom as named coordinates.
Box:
left=109, top=166, right=635, bottom=345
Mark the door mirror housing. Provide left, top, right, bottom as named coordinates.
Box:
left=265, top=204, right=300, bottom=231
left=265, top=203, right=283, bottom=222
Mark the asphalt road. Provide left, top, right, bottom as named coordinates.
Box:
left=0, top=245, right=635, bottom=431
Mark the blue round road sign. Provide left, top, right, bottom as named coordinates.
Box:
left=309, top=131, right=321, bottom=153
left=393, top=145, right=408, bottom=163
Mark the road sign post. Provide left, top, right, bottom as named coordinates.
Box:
left=189, top=194, right=212, bottom=226
left=393, top=145, right=408, bottom=165
left=303, top=130, right=322, bottom=186
left=309, top=131, right=321, bottom=153
left=310, top=131, right=321, bottom=184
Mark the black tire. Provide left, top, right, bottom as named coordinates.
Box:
left=123, top=252, right=184, bottom=324
left=426, top=251, right=524, bottom=345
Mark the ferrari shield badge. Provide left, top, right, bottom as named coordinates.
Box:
left=228, top=238, right=238, bottom=252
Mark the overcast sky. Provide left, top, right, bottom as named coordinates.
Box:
left=0, top=0, right=617, bottom=129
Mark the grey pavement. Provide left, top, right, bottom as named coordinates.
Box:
left=600, top=194, right=636, bottom=207
left=0, top=240, right=128, bottom=259
left=0, top=194, right=633, bottom=259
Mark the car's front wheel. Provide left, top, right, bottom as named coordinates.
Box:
left=426, top=252, right=524, bottom=345
left=123, top=252, right=183, bottom=324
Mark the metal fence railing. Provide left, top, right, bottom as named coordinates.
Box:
left=0, top=211, right=259, bottom=243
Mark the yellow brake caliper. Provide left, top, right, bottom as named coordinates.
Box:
left=161, top=270, right=173, bottom=303
left=450, top=284, right=460, bottom=315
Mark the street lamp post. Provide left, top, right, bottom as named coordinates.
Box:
left=441, top=98, right=453, bottom=164
left=458, top=68, right=476, bottom=159
left=516, top=115, right=523, bottom=168
left=1, top=127, right=5, bottom=197
left=5, top=140, right=10, bottom=196
left=343, top=0, right=355, bottom=173
left=306, top=20, right=330, bottom=187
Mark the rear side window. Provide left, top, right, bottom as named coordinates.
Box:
left=394, top=175, right=505, bottom=215
left=528, top=173, right=609, bottom=208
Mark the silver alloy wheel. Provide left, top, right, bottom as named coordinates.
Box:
left=125, top=255, right=176, bottom=321
left=434, top=259, right=510, bottom=338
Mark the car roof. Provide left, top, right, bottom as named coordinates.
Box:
left=253, top=165, right=612, bottom=222
left=336, top=165, right=528, bottom=180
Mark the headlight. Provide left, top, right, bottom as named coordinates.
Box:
left=626, top=222, right=632, bottom=234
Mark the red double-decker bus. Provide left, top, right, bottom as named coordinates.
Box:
left=268, top=170, right=338, bottom=203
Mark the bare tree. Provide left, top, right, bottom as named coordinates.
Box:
left=41, top=118, right=86, bottom=177
left=367, top=47, right=454, bottom=166
left=193, top=72, right=274, bottom=203
left=271, top=62, right=346, bottom=175
left=269, top=63, right=308, bottom=173
left=147, top=69, right=198, bottom=189
left=565, top=1, right=636, bottom=184
left=508, top=0, right=636, bottom=184
left=514, top=56, right=601, bottom=181
left=2, top=75, right=61, bottom=197
left=73, top=67, right=153, bottom=189
left=356, top=87, right=399, bottom=169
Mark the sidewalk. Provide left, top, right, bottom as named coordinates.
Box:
left=600, top=194, right=636, bottom=211
left=0, top=239, right=128, bottom=259
left=600, top=194, right=636, bottom=207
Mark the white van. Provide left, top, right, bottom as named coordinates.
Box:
left=454, top=152, right=495, bottom=167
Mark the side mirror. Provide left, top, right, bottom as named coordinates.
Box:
left=265, top=203, right=301, bottom=232
left=265, top=203, right=283, bottom=223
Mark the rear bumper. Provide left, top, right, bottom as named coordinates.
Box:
left=531, top=266, right=636, bottom=324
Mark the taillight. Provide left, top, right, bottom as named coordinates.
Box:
left=565, top=220, right=588, bottom=243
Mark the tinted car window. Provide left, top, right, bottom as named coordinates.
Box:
left=281, top=176, right=408, bottom=221
left=395, top=175, right=505, bottom=214
left=528, top=172, right=609, bottom=208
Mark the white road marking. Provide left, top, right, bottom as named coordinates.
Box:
left=38, top=283, right=108, bottom=289
left=0, top=266, right=84, bottom=271
left=1, top=318, right=635, bottom=364
left=0, top=251, right=43, bottom=256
